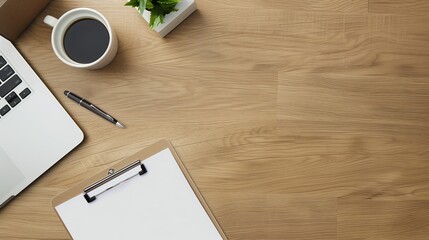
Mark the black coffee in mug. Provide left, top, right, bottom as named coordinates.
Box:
left=63, top=18, right=110, bottom=64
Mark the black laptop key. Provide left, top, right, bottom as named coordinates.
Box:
left=19, top=88, right=31, bottom=99
left=0, top=75, right=21, bottom=97
left=0, top=56, right=6, bottom=68
left=6, top=92, right=21, bottom=108
left=5, top=91, right=17, bottom=101
left=0, top=105, right=10, bottom=116
left=0, top=65, right=14, bottom=81
left=9, top=97, right=21, bottom=108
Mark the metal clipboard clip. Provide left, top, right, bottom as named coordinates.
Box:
left=83, top=160, right=147, bottom=203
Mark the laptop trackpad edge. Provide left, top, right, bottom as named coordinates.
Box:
left=0, top=147, right=26, bottom=204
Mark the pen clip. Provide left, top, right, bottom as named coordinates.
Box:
left=90, top=104, right=114, bottom=121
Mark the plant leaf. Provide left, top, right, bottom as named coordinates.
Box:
left=149, top=4, right=168, bottom=28
left=158, top=0, right=180, bottom=3
left=157, top=0, right=180, bottom=16
left=138, top=0, right=147, bottom=14
left=124, top=0, right=139, bottom=7
left=149, top=10, right=158, bottom=28
left=146, top=1, right=154, bottom=10
left=157, top=0, right=180, bottom=7
left=127, top=0, right=181, bottom=28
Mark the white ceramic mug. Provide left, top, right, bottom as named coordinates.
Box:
left=44, top=8, right=118, bottom=69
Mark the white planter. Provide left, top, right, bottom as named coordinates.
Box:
left=141, top=0, right=197, bottom=37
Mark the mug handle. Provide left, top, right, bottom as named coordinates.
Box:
left=44, top=15, right=58, bottom=28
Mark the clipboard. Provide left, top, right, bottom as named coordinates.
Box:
left=52, top=140, right=228, bottom=240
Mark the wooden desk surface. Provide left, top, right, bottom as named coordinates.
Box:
left=1, top=0, right=429, bottom=239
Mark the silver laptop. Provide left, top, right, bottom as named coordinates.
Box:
left=0, top=35, right=84, bottom=208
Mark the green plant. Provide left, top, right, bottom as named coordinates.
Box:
left=125, top=0, right=181, bottom=28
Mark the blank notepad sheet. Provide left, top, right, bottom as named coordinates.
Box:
left=55, top=148, right=223, bottom=240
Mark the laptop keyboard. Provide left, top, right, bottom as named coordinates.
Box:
left=0, top=55, right=31, bottom=119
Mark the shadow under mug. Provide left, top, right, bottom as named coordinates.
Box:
left=44, top=8, right=118, bottom=69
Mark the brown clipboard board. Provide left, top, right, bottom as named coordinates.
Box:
left=52, top=139, right=228, bottom=239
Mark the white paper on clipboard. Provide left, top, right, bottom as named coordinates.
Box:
left=55, top=148, right=223, bottom=240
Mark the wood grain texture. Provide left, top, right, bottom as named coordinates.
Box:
left=369, top=0, right=429, bottom=14
left=338, top=200, right=429, bottom=239
left=1, top=0, right=429, bottom=239
left=203, top=0, right=368, bottom=13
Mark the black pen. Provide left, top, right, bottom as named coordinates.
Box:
left=64, top=91, right=125, bottom=128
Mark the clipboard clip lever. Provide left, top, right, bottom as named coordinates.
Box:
left=83, top=160, right=147, bottom=203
